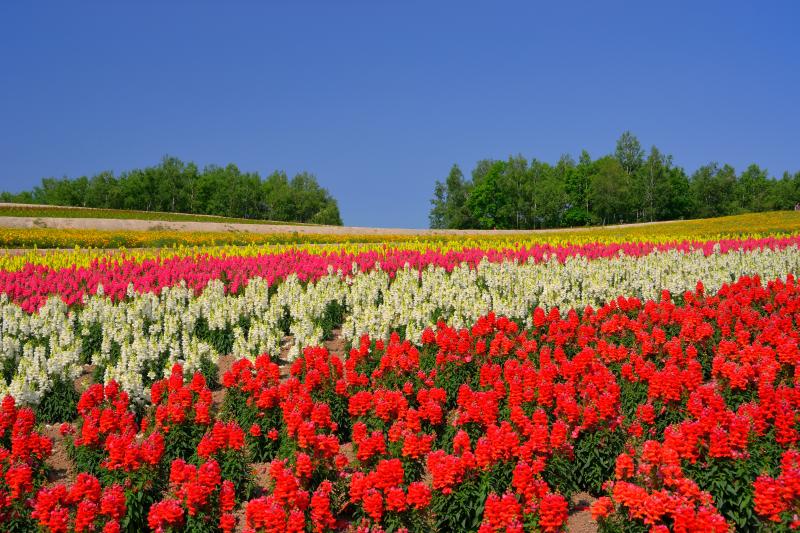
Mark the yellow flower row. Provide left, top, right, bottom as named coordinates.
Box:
left=1, top=211, right=799, bottom=272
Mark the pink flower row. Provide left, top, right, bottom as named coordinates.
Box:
left=2, top=235, right=798, bottom=313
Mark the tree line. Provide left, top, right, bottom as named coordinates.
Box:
left=429, top=132, right=800, bottom=229
left=1, top=156, right=343, bottom=225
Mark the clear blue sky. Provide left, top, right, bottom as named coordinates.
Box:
left=1, top=1, right=798, bottom=228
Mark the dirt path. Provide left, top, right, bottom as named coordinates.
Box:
left=0, top=214, right=667, bottom=236
left=568, top=492, right=598, bottom=533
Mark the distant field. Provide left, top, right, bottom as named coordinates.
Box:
left=0, top=203, right=314, bottom=226
left=0, top=210, right=799, bottom=251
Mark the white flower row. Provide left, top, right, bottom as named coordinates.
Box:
left=1, top=245, right=799, bottom=405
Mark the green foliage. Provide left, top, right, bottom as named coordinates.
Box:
left=2, top=514, right=37, bottom=533
left=685, top=435, right=784, bottom=531
left=193, top=317, right=244, bottom=357
left=319, top=301, right=345, bottom=341
left=589, top=156, right=631, bottom=225
left=434, top=360, right=478, bottom=411
left=220, top=386, right=282, bottom=463
left=182, top=513, right=221, bottom=533
left=81, top=322, right=103, bottom=365
left=618, top=379, right=648, bottom=420
left=318, top=385, right=351, bottom=442
left=543, top=428, right=626, bottom=501
left=36, top=374, right=79, bottom=424
left=2, top=355, right=16, bottom=385
left=429, top=131, right=800, bottom=229
left=121, top=485, right=162, bottom=533
left=67, top=437, right=104, bottom=475
left=162, top=421, right=207, bottom=465
left=213, top=448, right=254, bottom=500
left=1, top=156, right=342, bottom=225
left=429, top=164, right=473, bottom=229
left=574, top=428, right=627, bottom=494
left=466, top=161, right=505, bottom=229
left=197, top=357, right=219, bottom=391
left=382, top=509, right=434, bottom=533
left=0, top=204, right=315, bottom=226
left=543, top=451, right=579, bottom=501
left=430, top=462, right=514, bottom=533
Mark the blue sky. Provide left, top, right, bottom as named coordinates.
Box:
left=1, top=1, right=798, bottom=228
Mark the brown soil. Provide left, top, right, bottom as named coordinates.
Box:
left=73, top=364, right=96, bottom=395
left=234, top=506, right=247, bottom=533
left=211, top=389, right=226, bottom=411
left=568, top=492, right=598, bottom=533
left=0, top=212, right=666, bottom=236
left=277, top=335, right=295, bottom=378
left=216, top=353, right=238, bottom=381
left=42, top=425, right=75, bottom=487
left=338, top=442, right=356, bottom=464
left=252, top=462, right=272, bottom=491
left=213, top=354, right=237, bottom=411
left=324, top=328, right=347, bottom=358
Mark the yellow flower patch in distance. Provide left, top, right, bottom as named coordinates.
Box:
left=0, top=211, right=799, bottom=272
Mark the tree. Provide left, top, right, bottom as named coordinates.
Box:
left=589, top=156, right=630, bottom=225
left=446, top=164, right=473, bottom=228
left=428, top=164, right=473, bottom=229
left=535, top=160, right=567, bottom=228
left=156, top=156, right=189, bottom=214
left=84, top=171, right=114, bottom=208
left=0, top=157, right=343, bottom=224
left=638, top=146, right=669, bottom=222
left=184, top=162, right=200, bottom=214
left=690, top=163, right=737, bottom=218
left=467, top=161, right=505, bottom=229
left=564, top=151, right=593, bottom=225
left=495, top=155, right=528, bottom=229
left=770, top=171, right=800, bottom=210
left=526, top=159, right=547, bottom=229
left=287, top=172, right=342, bottom=224
left=614, top=131, right=644, bottom=175
left=261, top=171, right=291, bottom=220
left=429, top=180, right=448, bottom=229
left=736, top=164, right=771, bottom=212
left=658, top=166, right=692, bottom=220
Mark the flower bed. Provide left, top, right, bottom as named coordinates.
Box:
left=3, top=235, right=800, bottom=407
left=2, top=273, right=800, bottom=531
left=1, top=210, right=799, bottom=252
left=3, top=235, right=800, bottom=311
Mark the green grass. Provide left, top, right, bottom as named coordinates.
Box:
left=0, top=203, right=317, bottom=226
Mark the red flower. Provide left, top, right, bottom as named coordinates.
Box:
left=148, top=499, right=185, bottom=532
left=590, top=496, right=614, bottom=520
left=362, top=489, right=383, bottom=522
left=406, top=482, right=432, bottom=510
left=538, top=493, right=568, bottom=532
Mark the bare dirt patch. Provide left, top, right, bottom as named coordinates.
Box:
left=0, top=213, right=669, bottom=236
left=216, top=353, right=238, bottom=382
left=252, top=462, right=272, bottom=491
left=277, top=335, right=295, bottom=378
left=42, top=425, right=75, bottom=487
left=324, top=329, right=347, bottom=358
left=568, top=492, right=598, bottom=533
left=73, top=364, right=96, bottom=395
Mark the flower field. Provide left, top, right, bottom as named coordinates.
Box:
left=3, top=218, right=800, bottom=531
left=1, top=210, right=800, bottom=251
